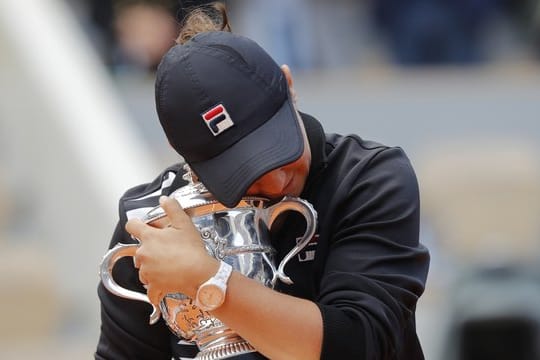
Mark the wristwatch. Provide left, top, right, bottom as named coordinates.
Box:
left=195, top=260, right=233, bottom=312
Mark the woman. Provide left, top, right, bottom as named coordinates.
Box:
left=96, top=3, right=430, bottom=359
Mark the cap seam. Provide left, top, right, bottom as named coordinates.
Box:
left=182, top=46, right=212, bottom=109
left=190, top=43, right=285, bottom=106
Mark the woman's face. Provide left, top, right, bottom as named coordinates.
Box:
left=246, top=116, right=311, bottom=200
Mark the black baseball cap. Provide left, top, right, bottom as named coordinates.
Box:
left=155, top=31, right=304, bottom=208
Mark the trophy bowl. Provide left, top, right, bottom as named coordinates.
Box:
left=100, top=166, right=317, bottom=360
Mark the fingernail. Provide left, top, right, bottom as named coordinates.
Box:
left=159, top=195, right=168, bottom=204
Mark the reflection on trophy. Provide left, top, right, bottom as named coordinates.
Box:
left=100, top=165, right=317, bottom=360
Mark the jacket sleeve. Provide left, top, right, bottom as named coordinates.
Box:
left=95, top=219, right=173, bottom=359
left=316, top=146, right=430, bottom=359
left=95, top=166, right=188, bottom=359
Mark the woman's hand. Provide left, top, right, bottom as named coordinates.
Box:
left=127, top=196, right=323, bottom=359
left=126, top=195, right=219, bottom=306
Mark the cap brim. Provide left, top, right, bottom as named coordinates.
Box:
left=189, top=96, right=304, bottom=208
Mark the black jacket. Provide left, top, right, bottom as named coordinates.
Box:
left=96, top=113, right=430, bottom=359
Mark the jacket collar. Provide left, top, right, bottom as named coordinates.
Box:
left=300, top=112, right=327, bottom=196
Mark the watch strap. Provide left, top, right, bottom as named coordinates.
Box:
left=195, top=260, right=233, bottom=311
left=212, top=260, right=233, bottom=286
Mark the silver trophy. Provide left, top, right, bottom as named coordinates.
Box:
left=100, top=165, right=317, bottom=360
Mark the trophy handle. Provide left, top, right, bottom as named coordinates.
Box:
left=99, top=243, right=161, bottom=324
left=265, top=196, right=317, bottom=285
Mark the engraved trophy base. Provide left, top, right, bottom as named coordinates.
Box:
left=196, top=339, right=256, bottom=360
left=159, top=295, right=258, bottom=359
left=195, top=325, right=256, bottom=360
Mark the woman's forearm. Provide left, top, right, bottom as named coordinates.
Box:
left=211, top=272, right=323, bottom=360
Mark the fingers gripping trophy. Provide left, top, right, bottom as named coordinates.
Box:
left=100, top=165, right=317, bottom=360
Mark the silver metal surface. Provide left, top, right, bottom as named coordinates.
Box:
left=99, top=165, right=317, bottom=359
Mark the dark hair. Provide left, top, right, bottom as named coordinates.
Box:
left=176, top=2, right=231, bottom=45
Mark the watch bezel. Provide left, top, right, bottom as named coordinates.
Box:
left=196, top=283, right=226, bottom=311
left=195, top=261, right=232, bottom=312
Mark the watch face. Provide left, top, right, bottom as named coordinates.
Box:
left=197, top=284, right=225, bottom=309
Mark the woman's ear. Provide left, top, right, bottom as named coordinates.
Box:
left=281, top=64, right=297, bottom=103
left=281, top=64, right=293, bottom=88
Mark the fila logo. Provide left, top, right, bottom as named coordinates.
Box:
left=201, top=104, right=234, bottom=136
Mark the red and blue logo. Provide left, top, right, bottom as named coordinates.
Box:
left=201, top=104, right=234, bottom=136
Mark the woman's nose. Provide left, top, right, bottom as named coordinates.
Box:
left=246, top=168, right=288, bottom=196
left=266, top=169, right=287, bottom=189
